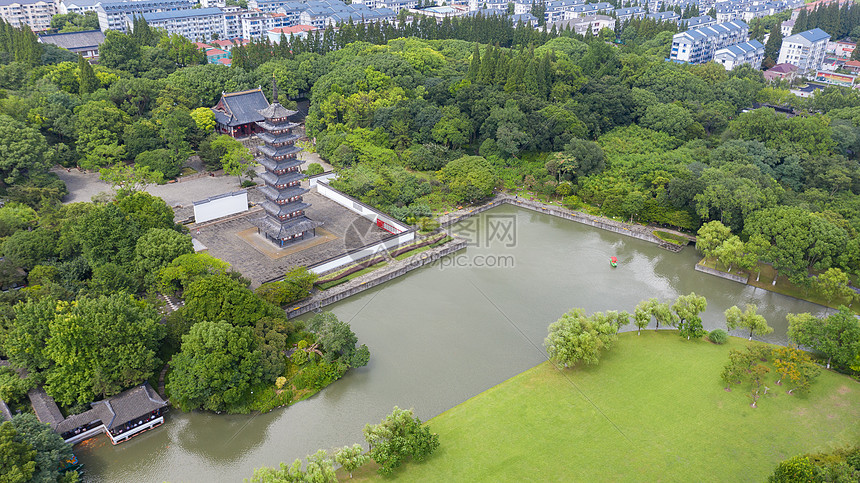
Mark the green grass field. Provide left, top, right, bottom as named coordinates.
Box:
left=352, top=331, right=860, bottom=482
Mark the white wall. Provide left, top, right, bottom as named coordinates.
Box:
left=315, top=181, right=410, bottom=233
left=193, top=190, right=248, bottom=223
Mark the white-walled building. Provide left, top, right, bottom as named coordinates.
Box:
left=670, top=20, right=749, bottom=64
left=0, top=0, right=57, bottom=31
left=714, top=39, right=764, bottom=69
left=97, top=0, right=196, bottom=32
left=136, top=7, right=225, bottom=41
left=547, top=14, right=614, bottom=36
left=59, top=0, right=102, bottom=15
left=777, top=28, right=830, bottom=74
left=267, top=23, right=315, bottom=43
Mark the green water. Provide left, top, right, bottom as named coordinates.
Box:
left=76, top=205, right=823, bottom=482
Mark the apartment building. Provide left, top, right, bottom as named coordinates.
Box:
left=0, top=0, right=57, bottom=31
left=777, top=28, right=830, bottom=74
left=713, top=39, right=764, bottom=69
left=137, top=7, right=225, bottom=41
left=97, top=0, right=196, bottom=32
left=670, top=20, right=749, bottom=64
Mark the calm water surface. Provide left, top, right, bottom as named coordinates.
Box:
left=76, top=205, right=824, bottom=481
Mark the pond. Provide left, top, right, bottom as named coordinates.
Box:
left=76, top=205, right=823, bottom=481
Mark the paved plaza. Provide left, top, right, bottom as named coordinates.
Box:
left=55, top=155, right=387, bottom=286
left=192, top=190, right=390, bottom=286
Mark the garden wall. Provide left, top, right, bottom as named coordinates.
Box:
left=192, top=190, right=249, bottom=223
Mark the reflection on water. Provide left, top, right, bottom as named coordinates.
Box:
left=76, top=205, right=825, bottom=481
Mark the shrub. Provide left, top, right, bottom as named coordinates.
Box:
left=305, top=163, right=324, bottom=176
left=708, top=329, right=728, bottom=344
left=241, top=179, right=256, bottom=187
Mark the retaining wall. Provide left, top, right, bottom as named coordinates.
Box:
left=287, top=238, right=467, bottom=318
left=695, top=263, right=749, bottom=283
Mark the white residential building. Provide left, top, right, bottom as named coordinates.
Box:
left=613, top=6, right=645, bottom=21
left=714, top=39, right=765, bottom=69
left=670, top=20, right=749, bottom=64
left=97, top=0, right=196, bottom=32
left=58, top=0, right=102, bottom=15
left=0, top=0, right=56, bottom=31
left=547, top=14, right=614, bottom=36
left=777, top=28, right=830, bottom=74
left=136, top=7, right=225, bottom=41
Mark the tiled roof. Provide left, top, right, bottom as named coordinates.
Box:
left=38, top=30, right=105, bottom=50
left=791, top=27, right=830, bottom=43
left=54, top=383, right=167, bottom=434
left=768, top=62, right=799, bottom=73
left=27, top=387, right=65, bottom=426
left=256, top=215, right=322, bottom=239
left=212, top=88, right=270, bottom=127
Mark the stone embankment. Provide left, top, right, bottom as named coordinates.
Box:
left=286, top=237, right=467, bottom=318
left=694, top=263, right=750, bottom=283
left=438, top=193, right=690, bottom=252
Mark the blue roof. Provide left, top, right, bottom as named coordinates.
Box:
left=793, top=28, right=831, bottom=43
left=141, top=6, right=222, bottom=20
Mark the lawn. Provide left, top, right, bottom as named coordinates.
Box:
left=653, top=230, right=691, bottom=246
left=351, top=331, right=860, bottom=482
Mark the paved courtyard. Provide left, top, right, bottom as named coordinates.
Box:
left=192, top=190, right=390, bottom=286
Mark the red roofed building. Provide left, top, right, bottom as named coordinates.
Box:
left=194, top=41, right=212, bottom=51
left=218, top=57, right=232, bottom=66
left=268, top=24, right=317, bottom=43
left=844, top=60, right=860, bottom=74
left=764, top=63, right=799, bottom=83
left=211, top=39, right=235, bottom=50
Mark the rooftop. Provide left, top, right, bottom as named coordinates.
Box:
left=212, top=88, right=270, bottom=127
left=141, top=6, right=223, bottom=20
left=38, top=30, right=106, bottom=50
left=786, top=27, right=831, bottom=43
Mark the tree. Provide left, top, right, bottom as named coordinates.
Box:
left=167, top=320, right=263, bottom=412
left=254, top=267, right=317, bottom=307
left=633, top=299, right=653, bottom=335
left=725, top=304, right=773, bottom=340
left=714, top=235, right=744, bottom=272
left=190, top=107, right=216, bottom=132
left=652, top=300, right=677, bottom=330
left=436, top=155, right=496, bottom=204
left=544, top=308, right=619, bottom=367
left=181, top=274, right=279, bottom=326
left=815, top=267, right=854, bottom=309
left=0, top=115, right=51, bottom=185
left=763, top=26, right=782, bottom=64
left=305, top=449, right=337, bottom=483
left=788, top=308, right=860, bottom=369
left=0, top=422, right=36, bottom=483
left=99, top=163, right=164, bottom=196
left=134, top=228, right=193, bottom=289
left=134, top=149, right=182, bottom=179
left=43, top=294, right=164, bottom=405
left=3, top=297, right=57, bottom=374
left=363, top=406, right=439, bottom=475
left=695, top=220, right=731, bottom=259
left=561, top=138, right=606, bottom=179
left=77, top=54, right=97, bottom=95
left=157, top=33, right=205, bottom=67
left=768, top=455, right=816, bottom=483
left=306, top=312, right=370, bottom=367
left=10, top=413, right=75, bottom=483
left=673, top=292, right=707, bottom=339
left=158, top=252, right=232, bottom=293
left=335, top=444, right=369, bottom=479
left=772, top=346, right=820, bottom=394
left=212, top=135, right=255, bottom=183
left=249, top=459, right=305, bottom=483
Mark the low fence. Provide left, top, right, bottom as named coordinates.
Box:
left=695, top=263, right=749, bottom=283
left=287, top=237, right=467, bottom=318
left=307, top=230, right=415, bottom=275
left=307, top=171, right=338, bottom=187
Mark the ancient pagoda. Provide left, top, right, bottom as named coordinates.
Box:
left=253, top=80, right=321, bottom=247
